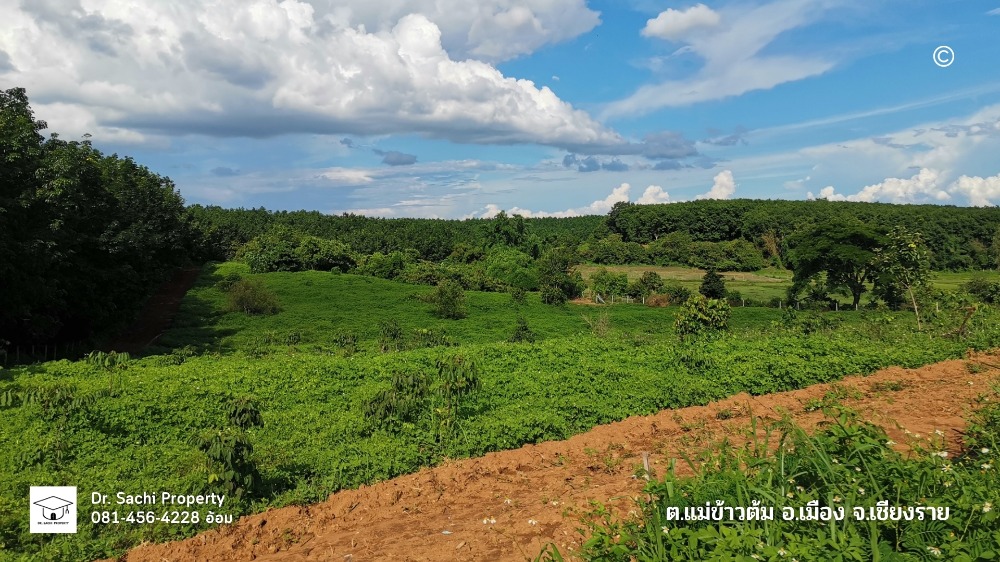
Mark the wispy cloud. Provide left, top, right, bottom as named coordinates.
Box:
left=604, top=0, right=839, bottom=118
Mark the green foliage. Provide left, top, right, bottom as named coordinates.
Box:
left=873, top=227, right=932, bottom=328
left=429, top=279, right=467, bottom=319
left=240, top=226, right=355, bottom=274
left=226, top=279, right=280, bottom=315
left=590, top=267, right=630, bottom=300
left=699, top=269, right=727, bottom=299
left=538, top=247, right=585, bottom=305
left=562, top=404, right=1000, bottom=562
left=964, top=275, right=1000, bottom=304
left=1, top=87, right=192, bottom=346
left=509, top=317, right=537, bottom=343
left=214, top=272, right=242, bottom=291
left=788, top=220, right=885, bottom=307
left=675, top=295, right=731, bottom=339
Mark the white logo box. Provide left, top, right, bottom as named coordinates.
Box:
left=30, top=486, right=78, bottom=534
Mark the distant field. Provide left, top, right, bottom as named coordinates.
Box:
left=576, top=264, right=987, bottom=304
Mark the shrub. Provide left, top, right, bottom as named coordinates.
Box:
left=429, top=279, right=467, bottom=319
left=214, top=272, right=242, bottom=291
left=509, top=286, right=527, bottom=305
left=699, top=269, right=727, bottom=299
left=509, top=317, right=536, bottom=343
left=965, top=276, right=1000, bottom=304
left=663, top=283, right=692, bottom=303
left=226, top=279, right=280, bottom=315
left=540, top=284, right=568, bottom=305
left=675, top=294, right=730, bottom=339
left=646, top=294, right=671, bottom=307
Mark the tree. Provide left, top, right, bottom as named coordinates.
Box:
left=873, top=227, right=931, bottom=329
left=537, top=247, right=584, bottom=305
left=787, top=221, right=884, bottom=308
left=486, top=211, right=527, bottom=248
left=699, top=269, right=727, bottom=299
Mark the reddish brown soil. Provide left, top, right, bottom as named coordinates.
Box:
left=104, top=267, right=202, bottom=354
left=111, top=351, right=1000, bottom=562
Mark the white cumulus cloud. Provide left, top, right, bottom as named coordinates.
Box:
left=807, top=168, right=951, bottom=203
left=0, top=0, right=618, bottom=149
left=637, top=185, right=671, bottom=204
left=949, top=173, right=1000, bottom=206
left=696, top=170, right=737, bottom=199
left=641, top=4, right=721, bottom=41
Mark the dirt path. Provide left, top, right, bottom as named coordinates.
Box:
left=104, top=267, right=202, bottom=354
left=111, top=350, right=1000, bottom=562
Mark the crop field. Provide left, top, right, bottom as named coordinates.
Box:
left=2, top=264, right=999, bottom=560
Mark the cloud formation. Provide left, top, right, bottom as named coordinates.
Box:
left=0, top=0, right=618, bottom=149
left=696, top=170, right=737, bottom=200
left=606, top=0, right=836, bottom=117
left=949, top=174, right=1000, bottom=206
left=806, top=168, right=951, bottom=203
left=641, top=4, right=721, bottom=41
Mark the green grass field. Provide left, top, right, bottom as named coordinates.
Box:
left=2, top=263, right=998, bottom=560
left=576, top=264, right=985, bottom=304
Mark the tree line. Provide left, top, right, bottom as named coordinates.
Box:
left=3, top=86, right=999, bottom=350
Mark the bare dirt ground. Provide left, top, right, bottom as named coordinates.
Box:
left=104, top=267, right=202, bottom=354
left=110, top=350, right=1000, bottom=562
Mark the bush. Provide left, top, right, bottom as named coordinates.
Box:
left=509, top=317, right=536, bottom=343
left=214, top=272, right=242, bottom=292
left=429, top=279, right=467, bottom=319
left=646, top=294, right=672, bottom=307
left=965, top=276, right=1000, bottom=304
left=663, top=283, right=692, bottom=303
left=540, top=284, right=568, bottom=305
left=675, top=294, right=730, bottom=339
left=699, top=269, right=727, bottom=299
left=226, top=279, right=280, bottom=315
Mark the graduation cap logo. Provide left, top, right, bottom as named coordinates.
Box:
left=29, top=486, right=77, bottom=533
left=33, top=496, right=73, bottom=521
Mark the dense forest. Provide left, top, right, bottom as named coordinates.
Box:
left=3, top=87, right=1000, bottom=350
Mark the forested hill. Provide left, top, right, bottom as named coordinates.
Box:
left=187, top=206, right=606, bottom=262
left=605, top=199, right=1000, bottom=270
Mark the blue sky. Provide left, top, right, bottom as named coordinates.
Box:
left=2, top=0, right=999, bottom=217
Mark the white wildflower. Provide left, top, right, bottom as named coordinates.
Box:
left=529, top=519, right=539, bottom=526
left=981, top=448, right=991, bottom=454
left=661, top=526, right=668, bottom=534
left=858, top=487, right=865, bottom=495
left=935, top=430, right=944, bottom=437
left=786, top=492, right=794, bottom=498
left=778, top=548, right=787, bottom=556
left=934, top=451, right=948, bottom=459
left=927, top=546, right=942, bottom=557
left=984, top=502, right=993, bottom=513
left=885, top=440, right=896, bottom=446
left=855, top=466, right=862, bottom=472
left=833, top=495, right=842, bottom=503
left=983, top=463, right=993, bottom=470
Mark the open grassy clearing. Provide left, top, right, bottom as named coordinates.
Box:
left=576, top=264, right=985, bottom=305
